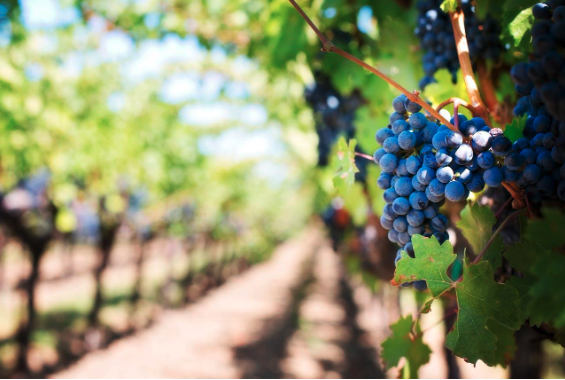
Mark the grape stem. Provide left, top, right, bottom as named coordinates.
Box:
left=287, top=0, right=457, bottom=132
left=502, top=182, right=526, bottom=209
left=494, top=196, right=513, bottom=219
left=354, top=152, right=375, bottom=161
left=448, top=6, right=492, bottom=128
left=476, top=59, right=507, bottom=126
left=472, top=208, right=528, bottom=264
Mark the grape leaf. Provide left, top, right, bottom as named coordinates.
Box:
left=354, top=105, right=382, bottom=154
left=440, top=0, right=458, bottom=13
left=381, top=314, right=432, bottom=379
left=507, top=8, right=534, bottom=47
left=445, top=259, right=521, bottom=366
left=392, top=235, right=456, bottom=297
left=486, top=319, right=517, bottom=367
left=456, top=202, right=504, bottom=269
left=504, top=115, right=527, bottom=143
left=528, top=251, right=565, bottom=328
left=393, top=238, right=521, bottom=365
left=331, top=137, right=359, bottom=195
left=525, top=208, right=565, bottom=249
left=505, top=240, right=550, bottom=326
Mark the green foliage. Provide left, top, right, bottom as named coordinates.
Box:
left=525, top=208, right=565, bottom=249
left=504, top=116, right=528, bottom=143
left=507, top=8, right=534, bottom=47
left=331, top=137, right=359, bottom=195
left=440, top=0, right=458, bottom=13
left=393, top=235, right=456, bottom=297
left=381, top=315, right=432, bottom=378
left=394, top=235, right=521, bottom=366
left=456, top=203, right=504, bottom=269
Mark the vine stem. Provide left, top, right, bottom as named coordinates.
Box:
left=355, top=152, right=374, bottom=161
left=287, top=0, right=457, bottom=132
left=476, top=59, right=505, bottom=126
left=502, top=182, right=526, bottom=209
left=448, top=7, right=492, bottom=127
left=472, top=208, right=528, bottom=264
left=494, top=196, right=513, bottom=219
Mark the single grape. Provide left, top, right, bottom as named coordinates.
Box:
left=383, top=136, right=401, bottom=154
left=446, top=131, right=464, bottom=148
left=477, top=151, right=495, bottom=169
left=398, top=231, right=411, bottom=245
left=392, top=94, right=408, bottom=113
left=407, top=209, right=425, bottom=226
left=504, top=152, right=523, bottom=171
left=395, top=176, right=414, bottom=197
left=406, top=155, right=423, bottom=174
left=466, top=173, right=485, bottom=192
left=412, top=175, right=427, bottom=191
left=436, top=148, right=453, bottom=167
left=392, top=197, right=411, bottom=215
left=423, top=204, right=438, bottom=219
left=429, top=178, right=446, bottom=196
left=484, top=167, right=504, bottom=187
left=383, top=204, right=398, bottom=220
left=409, top=191, right=429, bottom=210
left=436, top=166, right=454, bottom=183
left=383, top=188, right=400, bottom=204
left=454, top=144, right=474, bottom=164
left=398, top=130, right=417, bottom=150
left=537, top=150, right=558, bottom=171
left=388, top=229, right=399, bottom=243
left=445, top=180, right=466, bottom=201
left=416, top=166, right=436, bottom=185
left=409, top=112, right=428, bottom=129
left=408, top=224, right=426, bottom=236
left=413, top=280, right=428, bottom=291
left=393, top=216, right=409, bottom=233
left=379, top=153, right=398, bottom=173
left=392, top=120, right=410, bottom=135
left=519, top=148, right=536, bottom=166
left=431, top=214, right=448, bottom=232
left=471, top=131, right=492, bottom=152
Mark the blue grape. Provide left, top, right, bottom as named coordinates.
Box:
left=398, top=130, right=417, bottom=150
left=409, top=112, right=428, bottom=129
left=523, top=164, right=542, bottom=183
left=537, top=175, right=556, bottom=196
left=394, top=249, right=403, bottom=266
left=396, top=159, right=409, bottom=176
left=383, top=204, right=398, bottom=220
left=392, top=119, right=410, bottom=135
left=446, top=131, right=464, bottom=148
left=404, top=242, right=414, bottom=257
left=383, top=136, right=400, bottom=154
left=477, top=151, right=495, bottom=169
left=471, top=131, right=492, bottom=152
left=407, top=209, right=425, bottom=226
left=377, top=173, right=392, bottom=189
left=450, top=113, right=468, bottom=125
left=484, top=167, right=503, bottom=187
left=395, top=176, right=414, bottom=197
left=429, top=178, right=446, bottom=196
left=388, top=230, right=399, bottom=243
left=406, top=155, right=422, bottom=174
left=534, top=114, right=552, bottom=132
left=551, top=146, right=565, bottom=164
left=389, top=112, right=406, bottom=125
left=413, top=281, right=428, bottom=291
left=502, top=167, right=519, bottom=182
left=380, top=153, right=398, bottom=173
left=422, top=152, right=439, bottom=168
left=466, top=173, right=485, bottom=192
left=519, top=148, right=536, bottom=166
left=432, top=131, right=448, bottom=150
left=491, top=135, right=512, bottom=156
left=436, top=149, right=453, bottom=166
left=454, top=144, right=474, bottom=164
left=393, top=216, right=409, bottom=232
left=376, top=128, right=394, bottom=144
left=383, top=188, right=400, bottom=204
left=504, top=152, right=523, bottom=170
left=436, top=166, right=454, bottom=183
left=465, top=156, right=480, bottom=171
left=423, top=204, right=438, bottom=219
left=537, top=150, right=558, bottom=171
left=380, top=216, right=393, bottom=230
left=408, top=224, right=425, bottom=236
left=445, top=180, right=466, bottom=201
left=405, top=98, right=423, bottom=113
left=459, top=120, right=478, bottom=137
left=431, top=214, right=448, bottom=232
left=392, top=94, right=407, bottom=113
left=392, top=197, right=410, bottom=215
left=412, top=175, right=427, bottom=191
left=398, top=231, right=411, bottom=245
left=455, top=167, right=473, bottom=183
left=409, top=191, right=429, bottom=210
left=416, top=166, right=436, bottom=185
left=513, top=137, right=530, bottom=151
left=421, top=123, right=439, bottom=143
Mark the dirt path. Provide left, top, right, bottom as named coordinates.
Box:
left=53, top=228, right=322, bottom=378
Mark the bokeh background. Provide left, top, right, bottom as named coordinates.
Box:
left=0, top=0, right=563, bottom=378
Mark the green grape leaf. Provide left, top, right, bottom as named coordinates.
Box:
left=507, top=8, right=534, bottom=47
left=505, top=240, right=550, bottom=326
left=392, top=235, right=457, bottom=297
left=528, top=251, right=565, bottom=328
left=486, top=319, right=517, bottom=367
left=440, top=0, right=458, bottom=13
left=381, top=315, right=432, bottom=379
left=504, top=115, right=527, bottom=143
left=445, top=259, right=521, bottom=366
left=332, top=137, right=359, bottom=195
left=525, top=208, right=565, bottom=248
left=456, top=202, right=504, bottom=269
left=354, top=105, right=381, bottom=154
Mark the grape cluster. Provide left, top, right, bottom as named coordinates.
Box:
left=507, top=1, right=565, bottom=201
left=375, top=95, right=515, bottom=289
left=305, top=73, right=368, bottom=182
left=415, top=0, right=503, bottom=88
